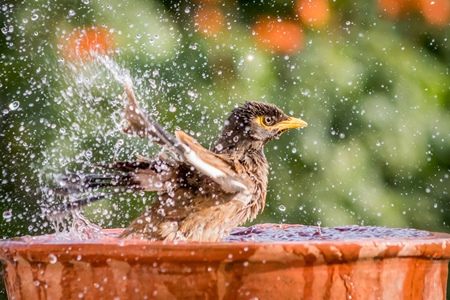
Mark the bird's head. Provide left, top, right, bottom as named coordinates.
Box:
left=213, top=101, right=307, bottom=153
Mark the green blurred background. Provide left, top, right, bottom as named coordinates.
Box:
left=0, top=0, right=450, bottom=296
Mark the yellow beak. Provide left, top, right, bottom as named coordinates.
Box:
left=273, top=117, right=308, bottom=131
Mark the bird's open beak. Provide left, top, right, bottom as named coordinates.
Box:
left=274, top=117, right=308, bottom=131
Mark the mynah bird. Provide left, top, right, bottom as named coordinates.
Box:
left=55, top=83, right=307, bottom=242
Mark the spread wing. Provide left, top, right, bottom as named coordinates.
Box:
left=121, top=82, right=249, bottom=194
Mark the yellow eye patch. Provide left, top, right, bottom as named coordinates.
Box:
left=253, top=116, right=273, bottom=129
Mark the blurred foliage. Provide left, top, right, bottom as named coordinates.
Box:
left=0, top=0, right=449, bottom=242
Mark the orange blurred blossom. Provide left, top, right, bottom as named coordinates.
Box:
left=194, top=6, right=224, bottom=36
left=62, top=27, right=114, bottom=61
left=419, top=0, right=450, bottom=26
left=297, top=0, right=330, bottom=27
left=253, top=18, right=305, bottom=53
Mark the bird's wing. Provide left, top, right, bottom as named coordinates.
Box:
left=174, top=130, right=249, bottom=194
left=121, top=83, right=249, bottom=194
left=103, top=153, right=179, bottom=192
left=121, top=84, right=186, bottom=156
left=48, top=153, right=178, bottom=216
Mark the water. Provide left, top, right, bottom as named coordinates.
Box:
left=223, top=224, right=431, bottom=242
left=48, top=210, right=105, bottom=241
left=42, top=55, right=136, bottom=240
left=9, top=224, right=431, bottom=244
left=95, top=55, right=133, bottom=88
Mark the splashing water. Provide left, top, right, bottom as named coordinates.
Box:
left=96, top=54, right=133, bottom=89
left=43, top=55, right=139, bottom=240
left=46, top=196, right=105, bottom=241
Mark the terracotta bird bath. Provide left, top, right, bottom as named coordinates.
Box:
left=1, top=224, right=450, bottom=299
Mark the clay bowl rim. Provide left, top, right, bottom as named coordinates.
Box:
left=1, top=225, right=450, bottom=264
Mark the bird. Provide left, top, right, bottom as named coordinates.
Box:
left=54, top=83, right=307, bottom=242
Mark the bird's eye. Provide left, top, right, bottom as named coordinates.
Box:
left=263, top=116, right=274, bottom=126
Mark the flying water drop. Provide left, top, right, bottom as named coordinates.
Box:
left=9, top=101, right=19, bottom=110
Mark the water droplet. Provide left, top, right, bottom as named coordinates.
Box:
left=149, top=79, right=157, bottom=89
left=187, top=90, right=197, bottom=98
left=278, top=205, right=286, bottom=212
left=169, top=106, right=177, bottom=113
left=31, top=14, right=39, bottom=21
left=9, top=101, right=19, bottom=110
left=233, top=136, right=239, bottom=142
left=68, top=9, right=76, bottom=17
left=154, top=182, right=163, bottom=188
left=48, top=253, right=57, bottom=264
left=2, top=210, right=12, bottom=222
left=215, top=143, right=223, bottom=151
